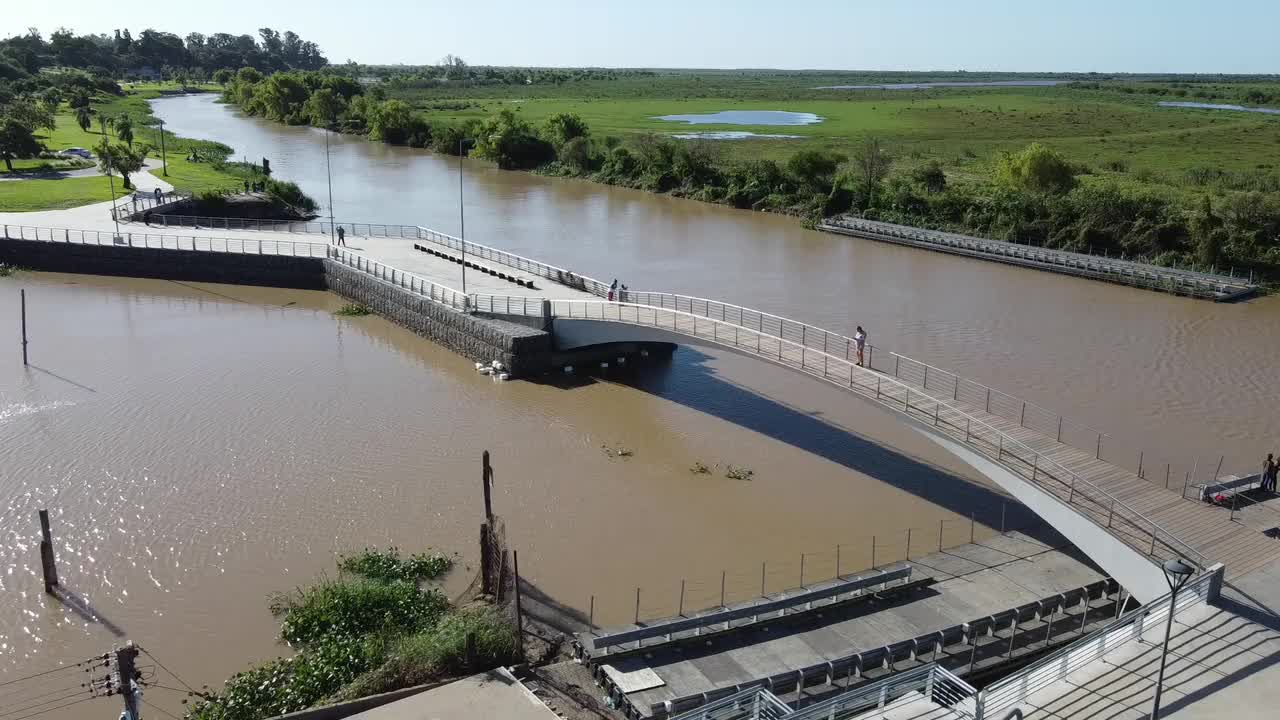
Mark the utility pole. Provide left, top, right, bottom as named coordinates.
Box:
left=115, top=643, right=141, bottom=720
left=459, top=138, right=467, bottom=294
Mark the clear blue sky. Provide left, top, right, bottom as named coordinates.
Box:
left=4, top=0, right=1275, bottom=73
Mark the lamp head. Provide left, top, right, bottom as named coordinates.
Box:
left=1162, top=558, right=1195, bottom=588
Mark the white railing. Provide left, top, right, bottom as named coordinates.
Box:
left=1, top=224, right=331, bottom=257
left=823, top=216, right=1256, bottom=293
left=328, top=247, right=469, bottom=311
left=539, top=299, right=1211, bottom=571
left=974, top=564, right=1223, bottom=718
left=414, top=226, right=612, bottom=297
left=670, top=663, right=976, bottom=720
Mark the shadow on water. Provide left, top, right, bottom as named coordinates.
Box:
left=536, top=346, right=1053, bottom=541
left=51, top=586, right=127, bottom=638
left=28, top=365, right=97, bottom=393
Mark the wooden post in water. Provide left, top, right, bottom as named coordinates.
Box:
left=20, top=289, right=28, bottom=366
left=479, top=522, right=492, bottom=597
left=38, top=510, right=58, bottom=593
left=513, top=550, right=525, bottom=661
left=481, top=451, right=493, bottom=521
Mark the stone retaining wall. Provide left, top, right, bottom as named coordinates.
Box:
left=0, top=237, right=556, bottom=378
left=0, top=238, right=326, bottom=289
left=323, top=260, right=553, bottom=377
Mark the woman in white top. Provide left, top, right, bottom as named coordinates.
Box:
left=854, top=326, right=867, bottom=367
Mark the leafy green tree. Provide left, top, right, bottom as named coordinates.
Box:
left=850, top=137, right=890, bottom=205
left=212, top=68, right=233, bottom=85
left=39, top=87, right=62, bottom=112
left=254, top=73, right=310, bottom=123
left=472, top=110, right=554, bottom=170
left=559, top=136, right=593, bottom=172
left=304, top=88, right=344, bottom=128
left=0, top=117, right=42, bottom=171
left=368, top=99, right=415, bottom=143
left=4, top=98, right=55, bottom=134
left=912, top=161, right=947, bottom=193
left=75, top=105, right=92, bottom=132
left=321, top=75, right=363, bottom=101
left=788, top=149, right=846, bottom=194
left=543, top=113, right=589, bottom=148
left=995, top=142, right=1076, bottom=195
left=68, top=90, right=91, bottom=110
left=1190, top=195, right=1224, bottom=268
left=236, top=66, right=263, bottom=84
left=115, top=114, right=134, bottom=147
left=95, top=139, right=145, bottom=189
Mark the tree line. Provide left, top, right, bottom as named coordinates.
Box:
left=0, top=26, right=326, bottom=84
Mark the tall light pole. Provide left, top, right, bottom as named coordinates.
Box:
left=157, top=117, right=168, bottom=176
left=324, top=121, right=336, bottom=244
left=459, top=138, right=466, bottom=294
left=101, top=116, right=121, bottom=239
left=1151, top=558, right=1195, bottom=720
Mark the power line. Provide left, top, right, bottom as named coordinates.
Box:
left=0, top=689, right=94, bottom=719
left=0, top=656, right=104, bottom=689
left=4, top=696, right=97, bottom=720
left=137, top=647, right=199, bottom=695
left=0, top=681, right=89, bottom=704
left=140, top=697, right=182, bottom=720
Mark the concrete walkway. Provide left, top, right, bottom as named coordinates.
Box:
left=348, top=668, right=559, bottom=720
left=1015, top=600, right=1280, bottom=719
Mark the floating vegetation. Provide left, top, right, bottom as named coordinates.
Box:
left=725, top=465, right=755, bottom=481
left=690, top=461, right=712, bottom=474
left=602, top=444, right=634, bottom=458
left=335, top=302, right=372, bottom=316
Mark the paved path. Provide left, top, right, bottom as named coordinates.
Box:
left=349, top=668, right=559, bottom=720
left=1015, top=601, right=1280, bottom=720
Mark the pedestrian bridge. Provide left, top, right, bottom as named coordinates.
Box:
left=7, top=210, right=1279, bottom=606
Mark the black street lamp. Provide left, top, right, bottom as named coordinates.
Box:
left=1151, top=558, right=1195, bottom=719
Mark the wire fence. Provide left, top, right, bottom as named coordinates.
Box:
left=583, top=501, right=1043, bottom=629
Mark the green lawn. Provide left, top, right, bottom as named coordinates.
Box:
left=4, top=84, right=244, bottom=210
left=404, top=84, right=1280, bottom=193
left=0, top=176, right=117, bottom=211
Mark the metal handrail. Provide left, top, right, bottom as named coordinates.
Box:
left=975, top=565, right=1221, bottom=717
left=329, top=246, right=469, bottom=311
left=541, top=299, right=1210, bottom=570
left=824, top=216, right=1255, bottom=290
left=415, top=226, right=613, bottom=298
left=789, top=664, right=976, bottom=720
left=1, top=224, right=331, bottom=257
left=670, top=685, right=791, bottom=720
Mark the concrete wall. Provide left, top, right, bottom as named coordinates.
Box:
left=0, top=238, right=327, bottom=289
left=323, top=260, right=554, bottom=377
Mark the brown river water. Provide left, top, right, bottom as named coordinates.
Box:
left=1, top=93, right=1277, bottom=717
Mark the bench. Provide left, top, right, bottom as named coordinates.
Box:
left=411, top=243, right=536, bottom=289
left=1193, top=473, right=1264, bottom=503
left=590, top=565, right=912, bottom=652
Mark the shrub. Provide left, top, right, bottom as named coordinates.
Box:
left=332, top=606, right=519, bottom=701
left=271, top=578, right=449, bottom=646
left=995, top=143, right=1076, bottom=195
left=333, top=303, right=371, bottom=317
left=337, top=548, right=453, bottom=582
left=264, top=179, right=318, bottom=213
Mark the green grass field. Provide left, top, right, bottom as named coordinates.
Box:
left=0, top=176, right=117, bottom=211
left=2, top=82, right=243, bottom=211
left=399, top=78, right=1280, bottom=197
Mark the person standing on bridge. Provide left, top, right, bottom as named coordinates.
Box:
left=1263, top=453, right=1277, bottom=493
left=608, top=278, right=617, bottom=301
left=854, top=326, right=867, bottom=367
left=336, top=226, right=347, bottom=247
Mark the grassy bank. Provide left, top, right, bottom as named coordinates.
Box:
left=211, top=69, right=1280, bottom=279
left=186, top=547, right=517, bottom=720
left=0, top=176, right=118, bottom=210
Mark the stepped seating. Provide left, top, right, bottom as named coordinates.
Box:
left=411, top=243, right=537, bottom=289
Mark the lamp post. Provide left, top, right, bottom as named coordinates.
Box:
left=1151, top=558, right=1195, bottom=720
left=157, top=117, right=168, bottom=176
left=459, top=138, right=466, bottom=294
left=100, top=116, right=121, bottom=239
left=324, top=121, right=336, bottom=245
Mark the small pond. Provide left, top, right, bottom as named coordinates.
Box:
left=1157, top=101, right=1280, bottom=116
left=672, top=131, right=802, bottom=140
left=816, top=80, right=1067, bottom=90
left=654, top=110, right=822, bottom=126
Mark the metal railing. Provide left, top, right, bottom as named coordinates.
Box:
left=669, top=664, right=976, bottom=720
left=1, top=224, right=331, bottom=257
left=110, top=191, right=192, bottom=220
left=791, top=664, right=976, bottom=720
left=328, top=247, right=469, bottom=311
left=974, top=564, right=1223, bottom=718
left=822, top=216, right=1257, bottom=296
left=414, top=226, right=612, bottom=297
left=538, top=299, right=1211, bottom=571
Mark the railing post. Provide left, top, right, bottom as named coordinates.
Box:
left=678, top=580, right=685, bottom=617
left=1020, top=401, right=1026, bottom=427
left=635, top=587, right=641, bottom=624
left=894, top=355, right=900, bottom=377
left=1096, top=434, right=1102, bottom=460
left=905, top=528, right=912, bottom=560
left=1138, top=451, right=1144, bottom=479
left=836, top=544, right=841, bottom=578
left=986, top=388, right=991, bottom=413
left=970, top=513, right=976, bottom=542
left=1057, top=416, right=1063, bottom=443
left=871, top=536, right=877, bottom=568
